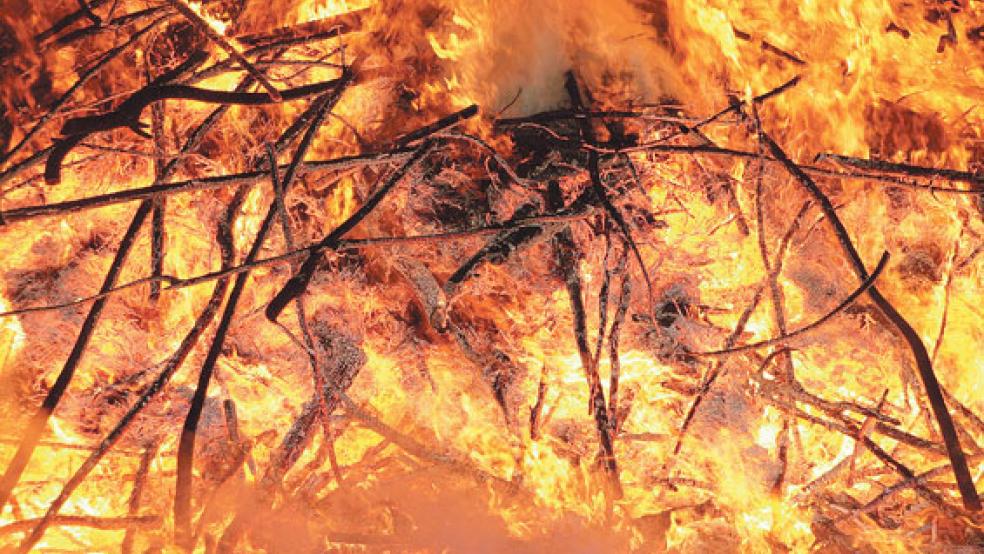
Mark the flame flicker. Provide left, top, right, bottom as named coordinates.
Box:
left=0, top=0, right=982, bottom=552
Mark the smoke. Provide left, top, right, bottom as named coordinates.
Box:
left=433, top=0, right=683, bottom=115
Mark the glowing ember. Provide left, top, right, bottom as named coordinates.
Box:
left=0, top=0, right=982, bottom=552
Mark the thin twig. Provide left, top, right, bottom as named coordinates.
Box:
left=816, top=153, right=984, bottom=185
left=46, top=75, right=346, bottom=183
left=845, top=455, right=984, bottom=519
left=35, top=0, right=112, bottom=42
left=120, top=442, right=160, bottom=554
left=565, top=72, right=655, bottom=315
left=758, top=127, right=981, bottom=511
left=693, top=76, right=801, bottom=131
left=530, top=365, right=549, bottom=440
left=763, top=393, right=966, bottom=519
left=547, top=176, right=619, bottom=490
left=1, top=151, right=409, bottom=224
left=147, top=57, right=168, bottom=301
left=931, top=220, right=965, bottom=364
left=586, top=142, right=983, bottom=192
left=694, top=252, right=889, bottom=356
left=53, top=5, right=170, bottom=46
left=0, top=210, right=595, bottom=319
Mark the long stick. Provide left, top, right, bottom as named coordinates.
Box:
left=758, top=128, right=981, bottom=512
left=0, top=210, right=596, bottom=319
left=2, top=151, right=408, bottom=223
left=265, top=140, right=437, bottom=321
left=174, top=80, right=350, bottom=545
left=0, top=200, right=151, bottom=512
left=0, top=515, right=159, bottom=537
left=12, top=83, right=251, bottom=554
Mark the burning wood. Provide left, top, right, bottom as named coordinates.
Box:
left=0, top=1, right=983, bottom=552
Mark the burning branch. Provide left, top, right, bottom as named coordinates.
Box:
left=0, top=515, right=160, bottom=538
left=696, top=251, right=889, bottom=356
left=120, top=442, right=160, bottom=554
left=45, top=74, right=349, bottom=183
left=0, top=15, right=169, bottom=172
left=265, top=140, right=438, bottom=321
left=174, top=72, right=354, bottom=545
left=0, top=199, right=153, bottom=513
left=2, top=4, right=982, bottom=549
left=756, top=128, right=981, bottom=512
left=9, top=99, right=247, bottom=552
left=162, top=0, right=282, bottom=101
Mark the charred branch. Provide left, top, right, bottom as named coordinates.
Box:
left=1, top=16, right=169, bottom=172
left=0, top=199, right=153, bottom=514
left=265, top=139, right=438, bottom=321
left=815, top=153, right=984, bottom=185
left=548, top=179, right=620, bottom=489
left=757, top=128, right=981, bottom=512
left=695, top=252, right=889, bottom=356
left=45, top=73, right=348, bottom=184
left=608, top=272, right=632, bottom=433
left=163, top=0, right=282, bottom=100
left=1, top=150, right=410, bottom=224
left=11, top=88, right=247, bottom=554
left=174, top=75, right=353, bottom=545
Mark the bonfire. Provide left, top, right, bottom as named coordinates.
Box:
left=0, top=0, right=982, bottom=552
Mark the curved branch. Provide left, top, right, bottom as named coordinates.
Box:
left=694, top=251, right=888, bottom=356
left=45, top=75, right=348, bottom=183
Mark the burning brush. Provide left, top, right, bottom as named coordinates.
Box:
left=0, top=0, right=983, bottom=552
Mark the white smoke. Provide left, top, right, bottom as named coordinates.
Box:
left=437, top=0, right=682, bottom=115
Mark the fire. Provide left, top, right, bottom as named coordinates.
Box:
left=1, top=0, right=982, bottom=552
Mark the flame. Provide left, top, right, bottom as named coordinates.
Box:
left=0, top=0, right=982, bottom=552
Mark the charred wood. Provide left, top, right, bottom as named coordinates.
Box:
left=45, top=73, right=348, bottom=184
left=265, top=139, right=438, bottom=321
left=11, top=148, right=245, bottom=553
left=120, top=442, right=160, bottom=554
left=758, top=127, right=981, bottom=512
left=174, top=76, right=353, bottom=544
